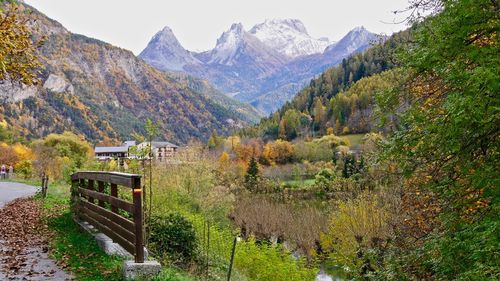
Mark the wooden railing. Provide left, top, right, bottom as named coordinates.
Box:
left=71, top=171, right=144, bottom=263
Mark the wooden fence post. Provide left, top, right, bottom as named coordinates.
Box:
left=40, top=174, right=48, bottom=198
left=97, top=181, right=105, bottom=208
left=41, top=173, right=46, bottom=196
left=87, top=180, right=95, bottom=204
left=70, top=177, right=78, bottom=214
left=132, top=177, right=144, bottom=263
left=43, top=175, right=49, bottom=198
left=110, top=183, right=118, bottom=213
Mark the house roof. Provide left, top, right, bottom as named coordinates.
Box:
left=139, top=141, right=178, bottom=148
left=151, top=141, right=178, bottom=148
left=95, top=146, right=128, bottom=153
left=123, top=140, right=136, bottom=147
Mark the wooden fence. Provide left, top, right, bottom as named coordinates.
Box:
left=71, top=171, right=144, bottom=263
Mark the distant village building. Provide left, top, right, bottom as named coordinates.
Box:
left=137, top=141, right=179, bottom=161
left=94, top=146, right=128, bottom=160
left=94, top=140, right=178, bottom=161
left=94, top=141, right=136, bottom=160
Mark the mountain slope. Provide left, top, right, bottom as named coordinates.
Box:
left=247, top=28, right=411, bottom=140
left=244, top=26, right=382, bottom=113
left=0, top=4, right=258, bottom=144
left=139, top=20, right=380, bottom=115
left=167, top=72, right=262, bottom=124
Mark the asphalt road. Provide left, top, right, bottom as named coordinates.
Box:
left=0, top=181, right=38, bottom=208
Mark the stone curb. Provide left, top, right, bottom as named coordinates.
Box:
left=75, top=218, right=161, bottom=280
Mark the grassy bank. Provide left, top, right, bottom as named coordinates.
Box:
left=39, top=181, right=125, bottom=281
left=34, top=180, right=195, bottom=281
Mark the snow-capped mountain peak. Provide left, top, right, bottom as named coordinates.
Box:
left=351, top=25, right=366, bottom=32
left=138, top=25, right=200, bottom=71
left=249, top=18, right=330, bottom=58
left=140, top=21, right=384, bottom=115
left=154, top=26, right=180, bottom=45
left=208, top=23, right=246, bottom=65
left=264, top=18, right=309, bottom=34
left=215, top=23, right=245, bottom=48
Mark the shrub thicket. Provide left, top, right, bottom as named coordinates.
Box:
left=150, top=213, right=197, bottom=266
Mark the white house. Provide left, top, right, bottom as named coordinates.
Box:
left=137, top=141, right=179, bottom=161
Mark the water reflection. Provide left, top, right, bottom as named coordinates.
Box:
left=316, top=268, right=334, bottom=281
left=316, top=266, right=346, bottom=281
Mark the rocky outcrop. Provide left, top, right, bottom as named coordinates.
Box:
left=0, top=82, right=37, bottom=103
left=42, top=74, right=74, bottom=94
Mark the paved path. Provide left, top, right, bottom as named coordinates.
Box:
left=0, top=181, right=74, bottom=280
left=0, top=181, right=38, bottom=208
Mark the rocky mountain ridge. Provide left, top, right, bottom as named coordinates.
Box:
left=139, top=19, right=382, bottom=114
left=0, top=4, right=260, bottom=144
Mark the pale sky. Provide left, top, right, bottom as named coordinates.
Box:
left=25, top=0, right=412, bottom=55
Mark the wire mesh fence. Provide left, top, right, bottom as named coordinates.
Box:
left=196, top=217, right=241, bottom=281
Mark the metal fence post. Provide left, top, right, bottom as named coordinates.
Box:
left=227, top=236, right=237, bottom=281
left=206, top=220, right=210, bottom=280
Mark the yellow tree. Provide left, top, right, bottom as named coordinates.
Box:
left=263, top=140, right=294, bottom=165
left=12, top=142, right=33, bottom=161
left=321, top=193, right=392, bottom=272
left=0, top=2, right=41, bottom=84
left=312, top=97, right=325, bottom=132
left=218, top=151, right=230, bottom=171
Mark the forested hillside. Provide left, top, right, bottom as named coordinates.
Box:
left=0, top=4, right=258, bottom=144
left=246, top=29, right=411, bottom=140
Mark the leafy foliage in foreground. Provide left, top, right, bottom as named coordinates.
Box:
left=234, top=237, right=317, bottom=281
left=377, top=0, right=500, bottom=279
left=150, top=145, right=319, bottom=280
left=150, top=267, right=196, bottom=281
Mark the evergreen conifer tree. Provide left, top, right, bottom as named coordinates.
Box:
left=244, top=156, right=259, bottom=190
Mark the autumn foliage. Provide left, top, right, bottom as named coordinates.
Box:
left=0, top=3, right=41, bottom=85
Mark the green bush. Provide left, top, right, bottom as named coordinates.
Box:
left=293, top=141, right=333, bottom=162
left=314, top=168, right=336, bottom=192
left=235, top=237, right=317, bottom=281
left=150, top=213, right=197, bottom=266
left=14, top=160, right=33, bottom=179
